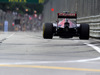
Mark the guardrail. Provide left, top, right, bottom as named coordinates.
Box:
left=77, top=15, right=100, bottom=38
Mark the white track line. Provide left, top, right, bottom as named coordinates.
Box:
left=10, top=43, right=100, bottom=64
left=6, top=33, right=15, bottom=39
left=84, top=43, right=100, bottom=53
left=0, top=40, right=100, bottom=64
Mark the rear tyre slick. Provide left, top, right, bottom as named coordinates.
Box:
left=43, top=23, right=53, bottom=39
left=79, top=23, right=89, bottom=40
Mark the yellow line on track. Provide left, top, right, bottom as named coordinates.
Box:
left=0, top=64, right=100, bottom=72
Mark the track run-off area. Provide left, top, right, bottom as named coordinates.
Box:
left=0, top=31, right=100, bottom=75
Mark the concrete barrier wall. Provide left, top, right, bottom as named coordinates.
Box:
left=43, top=0, right=100, bottom=38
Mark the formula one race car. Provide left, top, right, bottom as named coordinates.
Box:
left=43, top=12, right=89, bottom=40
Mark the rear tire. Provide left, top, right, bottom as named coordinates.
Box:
left=43, top=23, right=53, bottom=39
left=79, top=23, right=89, bottom=40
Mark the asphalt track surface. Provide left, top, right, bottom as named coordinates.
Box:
left=0, top=31, right=100, bottom=75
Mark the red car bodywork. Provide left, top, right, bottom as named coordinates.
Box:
left=58, top=19, right=76, bottom=28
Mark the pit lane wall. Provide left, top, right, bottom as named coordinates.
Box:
left=43, top=0, right=100, bottom=38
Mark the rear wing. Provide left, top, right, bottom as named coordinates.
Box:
left=58, top=13, right=77, bottom=19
